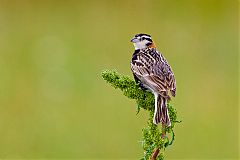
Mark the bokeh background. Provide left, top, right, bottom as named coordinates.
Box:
left=0, top=0, right=238, bottom=159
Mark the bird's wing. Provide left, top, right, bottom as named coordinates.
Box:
left=131, top=49, right=176, bottom=97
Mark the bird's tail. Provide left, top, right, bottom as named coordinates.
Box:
left=153, top=94, right=171, bottom=126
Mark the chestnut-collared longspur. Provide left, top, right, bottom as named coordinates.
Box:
left=130, top=34, right=176, bottom=126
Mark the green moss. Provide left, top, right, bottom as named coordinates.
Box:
left=102, top=70, right=181, bottom=160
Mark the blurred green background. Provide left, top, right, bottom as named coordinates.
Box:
left=0, top=0, right=238, bottom=159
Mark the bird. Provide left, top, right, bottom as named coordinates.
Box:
left=130, top=33, right=176, bottom=126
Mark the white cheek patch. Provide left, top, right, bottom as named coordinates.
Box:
left=133, top=40, right=148, bottom=50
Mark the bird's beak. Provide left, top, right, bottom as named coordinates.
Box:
left=130, top=37, right=139, bottom=43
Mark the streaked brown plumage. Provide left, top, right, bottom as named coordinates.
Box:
left=130, top=34, right=176, bottom=126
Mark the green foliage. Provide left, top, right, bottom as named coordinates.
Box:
left=102, top=70, right=180, bottom=160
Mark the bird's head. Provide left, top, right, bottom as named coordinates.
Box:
left=130, top=33, right=156, bottom=50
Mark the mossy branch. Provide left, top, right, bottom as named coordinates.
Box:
left=102, top=70, right=181, bottom=160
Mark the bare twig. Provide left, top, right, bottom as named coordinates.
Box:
left=151, top=148, right=160, bottom=160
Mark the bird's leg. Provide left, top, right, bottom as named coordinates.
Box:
left=133, top=74, right=149, bottom=91
left=139, top=82, right=149, bottom=91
